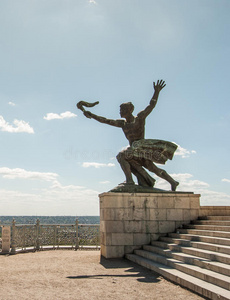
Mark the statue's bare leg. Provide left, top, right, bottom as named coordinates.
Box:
left=117, top=150, right=156, bottom=187
left=116, top=152, right=135, bottom=185
left=144, top=160, right=179, bottom=191
left=130, top=161, right=156, bottom=187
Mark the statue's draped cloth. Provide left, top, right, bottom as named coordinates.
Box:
left=130, top=139, right=177, bottom=165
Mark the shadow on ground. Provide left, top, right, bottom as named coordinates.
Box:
left=66, top=256, right=160, bottom=283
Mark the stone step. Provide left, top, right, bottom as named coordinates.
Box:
left=149, top=241, right=230, bottom=264
left=160, top=236, right=191, bottom=246
left=168, top=233, right=230, bottom=247
left=200, top=216, right=230, bottom=221
left=126, top=253, right=230, bottom=300
left=194, top=220, right=230, bottom=226
left=144, top=244, right=230, bottom=277
left=134, top=249, right=230, bottom=290
left=178, top=229, right=230, bottom=239
left=184, top=224, right=230, bottom=232
left=159, top=236, right=230, bottom=255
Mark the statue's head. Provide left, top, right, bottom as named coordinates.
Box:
left=120, top=102, right=134, bottom=118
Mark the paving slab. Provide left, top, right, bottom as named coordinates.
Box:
left=0, top=250, right=204, bottom=300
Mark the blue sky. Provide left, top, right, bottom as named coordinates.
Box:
left=0, top=0, right=230, bottom=215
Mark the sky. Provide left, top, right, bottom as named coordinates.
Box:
left=0, top=0, right=230, bottom=216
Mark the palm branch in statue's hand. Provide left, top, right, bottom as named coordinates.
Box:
left=77, top=101, right=99, bottom=113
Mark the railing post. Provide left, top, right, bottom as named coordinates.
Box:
left=22, top=226, right=26, bottom=250
left=54, top=225, right=57, bottom=249
left=75, top=219, right=79, bottom=250
left=36, top=219, right=40, bottom=251
left=71, top=225, right=75, bottom=249
left=97, top=224, right=100, bottom=249
left=10, top=219, right=16, bottom=254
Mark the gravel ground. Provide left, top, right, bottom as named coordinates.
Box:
left=0, top=250, right=205, bottom=300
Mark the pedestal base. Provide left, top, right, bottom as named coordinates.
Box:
left=100, top=192, right=200, bottom=258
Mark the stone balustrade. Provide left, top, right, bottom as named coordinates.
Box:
left=0, top=219, right=100, bottom=254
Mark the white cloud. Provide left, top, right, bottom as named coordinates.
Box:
left=100, top=181, right=110, bottom=184
left=8, top=101, right=16, bottom=106
left=0, top=116, right=34, bottom=133
left=222, top=178, right=230, bottom=183
left=50, top=180, right=84, bottom=190
left=89, top=0, right=97, bottom=4
left=0, top=167, right=58, bottom=181
left=0, top=185, right=99, bottom=215
left=200, top=190, right=230, bottom=206
left=0, top=166, right=99, bottom=215
left=82, top=162, right=115, bottom=168
left=46, top=181, right=99, bottom=200
left=174, top=144, right=196, bottom=158
left=155, top=173, right=209, bottom=191
left=44, top=111, right=77, bottom=120
left=154, top=173, right=230, bottom=206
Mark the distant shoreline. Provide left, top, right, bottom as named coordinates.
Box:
left=0, top=216, right=100, bottom=225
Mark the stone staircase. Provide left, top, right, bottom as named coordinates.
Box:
left=126, top=216, right=230, bottom=300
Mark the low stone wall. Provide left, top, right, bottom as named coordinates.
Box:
left=100, top=192, right=200, bottom=258
left=199, top=206, right=230, bottom=217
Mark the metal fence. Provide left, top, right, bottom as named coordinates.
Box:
left=0, top=219, right=100, bottom=254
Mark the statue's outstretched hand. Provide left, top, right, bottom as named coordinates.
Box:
left=153, top=80, right=166, bottom=92
left=84, top=111, right=92, bottom=119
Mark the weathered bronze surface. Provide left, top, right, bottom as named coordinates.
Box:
left=77, top=80, right=179, bottom=192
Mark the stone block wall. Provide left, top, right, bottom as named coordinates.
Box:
left=100, top=192, right=200, bottom=258
left=199, top=206, right=230, bottom=217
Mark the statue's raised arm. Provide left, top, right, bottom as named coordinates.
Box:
left=76, top=101, right=124, bottom=128
left=137, top=79, right=166, bottom=119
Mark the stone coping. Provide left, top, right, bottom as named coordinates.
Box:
left=109, top=184, right=195, bottom=194
left=99, top=192, right=200, bottom=197
left=200, top=206, right=230, bottom=209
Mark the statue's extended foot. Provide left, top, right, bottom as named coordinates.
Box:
left=171, top=181, right=179, bottom=191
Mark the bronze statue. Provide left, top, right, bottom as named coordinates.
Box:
left=77, top=80, right=179, bottom=191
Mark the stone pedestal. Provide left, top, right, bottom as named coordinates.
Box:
left=100, top=192, right=200, bottom=258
